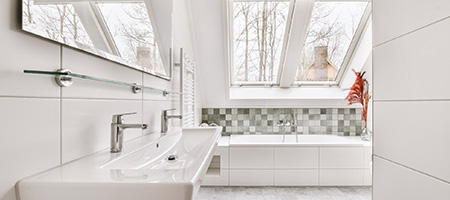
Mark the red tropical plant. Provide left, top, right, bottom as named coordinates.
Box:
left=345, top=69, right=371, bottom=126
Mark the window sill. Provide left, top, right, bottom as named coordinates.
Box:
left=229, top=87, right=348, bottom=100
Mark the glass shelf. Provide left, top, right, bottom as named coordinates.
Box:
left=24, top=69, right=182, bottom=96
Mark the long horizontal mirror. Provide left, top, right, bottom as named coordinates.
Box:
left=22, top=0, right=173, bottom=80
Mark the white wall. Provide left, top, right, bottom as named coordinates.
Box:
left=190, top=0, right=372, bottom=108
left=372, top=0, right=450, bottom=199
left=0, top=0, right=196, bottom=199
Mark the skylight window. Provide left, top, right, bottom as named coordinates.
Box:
left=231, top=0, right=291, bottom=84
left=295, top=2, right=368, bottom=82
left=228, top=0, right=370, bottom=87
left=97, top=3, right=165, bottom=74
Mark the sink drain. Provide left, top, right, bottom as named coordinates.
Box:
left=165, top=154, right=178, bottom=162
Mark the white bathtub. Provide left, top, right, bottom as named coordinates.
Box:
left=203, top=135, right=372, bottom=186
left=230, top=134, right=364, bottom=147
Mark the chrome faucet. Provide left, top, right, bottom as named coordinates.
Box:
left=161, top=108, right=182, bottom=134
left=111, top=112, right=148, bottom=153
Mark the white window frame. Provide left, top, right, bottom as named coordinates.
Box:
left=226, top=0, right=372, bottom=88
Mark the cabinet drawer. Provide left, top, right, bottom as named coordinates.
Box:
left=274, top=170, right=319, bottom=186
left=320, top=169, right=364, bottom=186
left=203, top=169, right=229, bottom=186
left=274, top=147, right=319, bottom=169
left=230, top=147, right=273, bottom=169
left=229, top=170, right=273, bottom=186
left=320, top=147, right=364, bottom=169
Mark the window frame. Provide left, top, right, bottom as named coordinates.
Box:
left=227, top=0, right=294, bottom=87
left=227, top=0, right=372, bottom=88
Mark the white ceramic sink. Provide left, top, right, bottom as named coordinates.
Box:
left=16, top=127, right=222, bottom=200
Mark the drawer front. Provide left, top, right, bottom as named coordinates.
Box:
left=320, top=169, right=364, bottom=186
left=274, top=147, right=319, bottom=169
left=202, top=170, right=229, bottom=186
left=274, top=170, right=319, bottom=186
left=229, top=170, right=273, bottom=186
left=230, top=147, right=273, bottom=169
left=320, top=147, right=364, bottom=169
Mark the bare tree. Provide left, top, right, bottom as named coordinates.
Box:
left=233, top=1, right=289, bottom=82
left=23, top=2, right=92, bottom=46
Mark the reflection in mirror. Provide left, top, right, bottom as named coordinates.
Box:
left=22, top=0, right=172, bottom=80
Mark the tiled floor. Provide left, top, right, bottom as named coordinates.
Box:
left=195, top=186, right=372, bottom=200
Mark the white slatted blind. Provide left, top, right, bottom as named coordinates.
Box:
left=180, top=49, right=196, bottom=127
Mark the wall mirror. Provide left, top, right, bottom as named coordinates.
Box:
left=22, top=0, right=173, bottom=80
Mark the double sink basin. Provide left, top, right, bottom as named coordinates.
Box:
left=16, top=127, right=222, bottom=200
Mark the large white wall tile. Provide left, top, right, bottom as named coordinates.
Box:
left=0, top=98, right=60, bottom=200
left=61, top=99, right=143, bottom=163
left=373, top=0, right=450, bottom=46
left=143, top=71, right=174, bottom=101
left=374, top=101, right=450, bottom=183
left=373, top=18, right=450, bottom=101
left=61, top=47, right=142, bottom=100
left=373, top=157, right=450, bottom=200
left=0, top=0, right=60, bottom=98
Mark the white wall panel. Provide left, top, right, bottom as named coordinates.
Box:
left=0, top=98, right=60, bottom=200
left=374, top=101, right=450, bottom=183
left=373, top=18, right=450, bottom=101
left=373, top=157, right=450, bottom=200
left=373, top=0, right=450, bottom=46
left=61, top=99, right=143, bottom=163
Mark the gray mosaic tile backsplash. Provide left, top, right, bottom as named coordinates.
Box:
left=202, top=108, right=364, bottom=136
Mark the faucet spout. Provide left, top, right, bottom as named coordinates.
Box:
left=161, top=108, right=182, bottom=134
left=118, top=124, right=148, bottom=130
left=110, top=112, right=148, bottom=153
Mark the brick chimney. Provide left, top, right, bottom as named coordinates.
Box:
left=136, top=46, right=151, bottom=67
left=313, top=46, right=328, bottom=81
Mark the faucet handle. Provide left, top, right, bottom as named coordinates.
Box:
left=112, top=112, right=137, bottom=123
left=162, top=108, right=176, bottom=115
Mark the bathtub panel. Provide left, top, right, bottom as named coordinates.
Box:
left=229, top=170, right=273, bottom=186
left=229, top=147, right=273, bottom=169
left=363, top=146, right=372, bottom=169
left=320, top=147, right=364, bottom=169
left=319, top=169, right=364, bottom=186
left=364, top=169, right=372, bottom=186
left=202, top=170, right=229, bottom=186
left=274, top=147, right=319, bottom=169
left=274, top=170, right=319, bottom=186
